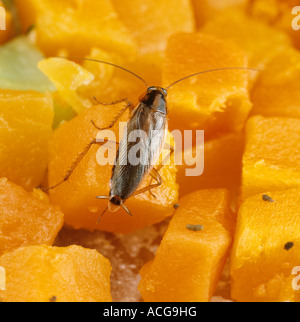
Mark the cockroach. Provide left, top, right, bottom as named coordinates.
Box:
left=41, top=57, right=259, bottom=222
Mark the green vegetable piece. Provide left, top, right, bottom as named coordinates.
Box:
left=0, top=36, right=55, bottom=92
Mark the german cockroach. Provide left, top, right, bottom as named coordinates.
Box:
left=41, top=58, right=259, bottom=222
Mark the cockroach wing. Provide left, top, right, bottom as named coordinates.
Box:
left=110, top=104, right=167, bottom=201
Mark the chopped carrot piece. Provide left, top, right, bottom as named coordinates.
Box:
left=163, top=33, right=251, bottom=138
left=241, top=116, right=300, bottom=201
left=0, top=178, right=64, bottom=255
left=138, top=189, right=234, bottom=302
left=0, top=245, right=112, bottom=302
left=232, top=189, right=300, bottom=302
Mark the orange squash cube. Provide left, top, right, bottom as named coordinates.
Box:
left=192, top=0, right=246, bottom=27
left=0, top=245, right=112, bottom=302
left=138, top=189, right=234, bottom=302
left=162, top=33, right=251, bottom=138
left=203, top=8, right=292, bottom=71
left=14, top=0, right=136, bottom=57
left=112, top=0, right=195, bottom=57
left=0, top=89, right=53, bottom=190
left=76, top=49, right=151, bottom=112
left=231, top=189, right=300, bottom=302
left=48, top=104, right=178, bottom=234
left=249, top=0, right=300, bottom=50
left=251, top=48, right=300, bottom=119
left=241, top=116, right=300, bottom=201
left=13, top=0, right=36, bottom=33
left=177, top=132, right=244, bottom=197
left=0, top=178, right=64, bottom=255
left=112, top=0, right=195, bottom=75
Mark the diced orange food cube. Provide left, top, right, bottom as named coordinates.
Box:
left=162, top=33, right=251, bottom=138
left=241, top=116, right=300, bottom=201
left=13, top=0, right=36, bottom=33
left=248, top=0, right=290, bottom=25
left=79, top=48, right=151, bottom=110
left=251, top=48, right=300, bottom=118
left=112, top=0, right=195, bottom=72
left=48, top=104, right=178, bottom=234
left=0, top=89, right=53, bottom=190
left=249, top=0, right=300, bottom=50
left=177, top=132, right=244, bottom=197
left=0, top=178, right=63, bottom=255
left=231, top=189, right=300, bottom=302
left=0, top=245, right=112, bottom=302
left=138, top=189, right=234, bottom=302
left=192, top=0, right=246, bottom=27
left=14, top=0, right=136, bottom=57
left=202, top=8, right=292, bottom=71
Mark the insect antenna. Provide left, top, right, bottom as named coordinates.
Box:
left=165, top=67, right=261, bottom=91
left=56, top=56, right=150, bottom=89
left=95, top=195, right=109, bottom=224
left=97, top=206, right=109, bottom=224
left=96, top=196, right=110, bottom=200
left=122, top=204, right=133, bottom=217
left=95, top=195, right=133, bottom=220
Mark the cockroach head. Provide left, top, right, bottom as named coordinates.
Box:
left=108, top=195, right=123, bottom=213
left=138, top=86, right=168, bottom=114
left=147, top=86, right=168, bottom=97
left=110, top=195, right=123, bottom=206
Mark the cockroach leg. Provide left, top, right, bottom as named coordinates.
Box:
left=91, top=98, right=133, bottom=131
left=38, top=138, right=108, bottom=192
left=97, top=205, right=109, bottom=224
left=148, top=168, right=162, bottom=199
left=146, top=143, right=175, bottom=197
left=160, top=143, right=175, bottom=169
left=133, top=168, right=162, bottom=198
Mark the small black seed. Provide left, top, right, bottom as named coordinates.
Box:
left=284, top=242, right=294, bottom=251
